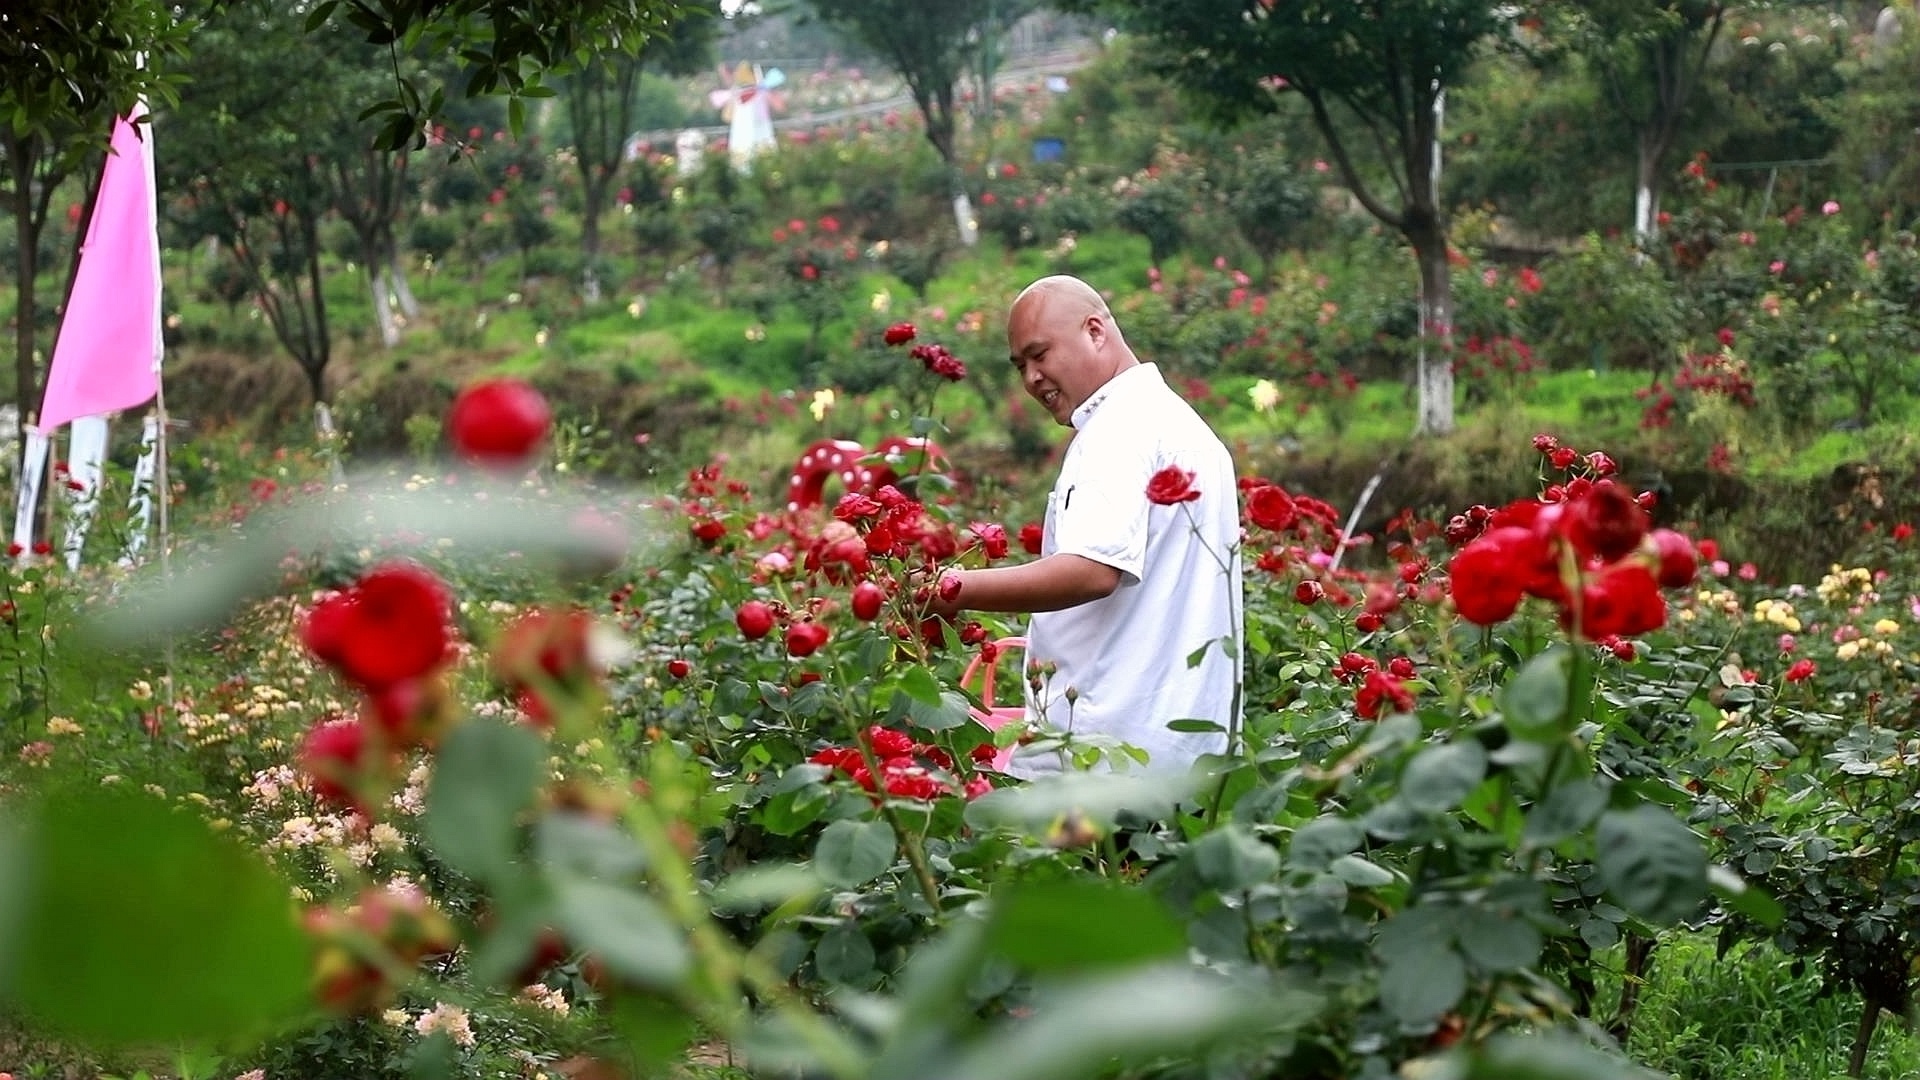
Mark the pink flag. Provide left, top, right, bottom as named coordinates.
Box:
left=38, top=111, right=162, bottom=433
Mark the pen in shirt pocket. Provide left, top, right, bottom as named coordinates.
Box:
left=1063, top=485, right=1074, bottom=510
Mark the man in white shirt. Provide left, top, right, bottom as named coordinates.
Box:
left=929, top=275, right=1242, bottom=774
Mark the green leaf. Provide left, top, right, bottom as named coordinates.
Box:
left=1502, top=646, right=1572, bottom=741
left=1329, top=854, right=1396, bottom=888
left=1708, top=865, right=1785, bottom=927
left=551, top=878, right=689, bottom=988
left=1522, top=777, right=1611, bottom=848
left=2, top=789, right=310, bottom=1047
left=707, top=865, right=822, bottom=915
left=1400, top=742, right=1488, bottom=814
left=908, top=690, right=972, bottom=731
left=926, top=968, right=1320, bottom=1080
left=1377, top=940, right=1466, bottom=1025
left=813, top=819, right=896, bottom=889
left=534, top=812, right=646, bottom=880
left=507, top=94, right=527, bottom=136
left=989, top=878, right=1185, bottom=972
left=897, top=664, right=943, bottom=706
left=1467, top=1031, right=1663, bottom=1079
left=1189, top=826, right=1281, bottom=890
left=1287, top=816, right=1365, bottom=870
left=426, top=719, right=546, bottom=884
left=814, top=922, right=876, bottom=983
left=1167, top=718, right=1226, bottom=733
left=1455, top=911, right=1542, bottom=973
left=965, top=772, right=1196, bottom=834
left=606, top=994, right=701, bottom=1074
left=1595, top=805, right=1708, bottom=926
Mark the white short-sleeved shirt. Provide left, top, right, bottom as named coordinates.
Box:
left=1014, top=363, right=1242, bottom=775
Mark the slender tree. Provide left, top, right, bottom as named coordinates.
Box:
left=801, top=0, right=1003, bottom=245
left=1079, top=0, right=1509, bottom=437
left=561, top=0, right=720, bottom=302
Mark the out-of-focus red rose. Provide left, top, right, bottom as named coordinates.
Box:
left=1648, top=529, right=1698, bottom=588
left=736, top=600, right=776, bottom=639
left=1560, top=480, right=1648, bottom=563
left=327, top=562, right=453, bottom=690
left=883, top=322, right=917, bottom=346
left=448, top=378, right=552, bottom=468
left=1019, top=521, right=1044, bottom=555
left=1355, top=669, right=1415, bottom=720
left=1573, top=563, right=1666, bottom=639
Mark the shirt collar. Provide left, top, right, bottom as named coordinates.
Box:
left=1070, top=363, right=1158, bottom=430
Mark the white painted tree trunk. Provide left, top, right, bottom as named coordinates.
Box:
left=952, top=192, right=979, bottom=247
left=388, top=255, right=420, bottom=320
left=370, top=270, right=400, bottom=348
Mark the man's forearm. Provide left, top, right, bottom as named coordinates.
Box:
left=943, top=554, right=1122, bottom=615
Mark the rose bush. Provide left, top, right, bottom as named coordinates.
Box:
left=7, top=401, right=1912, bottom=1080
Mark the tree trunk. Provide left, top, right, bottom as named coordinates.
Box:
left=369, top=267, right=400, bottom=348
left=1848, top=1000, right=1880, bottom=1078
left=1409, top=222, right=1455, bottom=437
left=10, top=140, right=41, bottom=425
left=387, top=249, right=420, bottom=319
left=1634, top=140, right=1661, bottom=243
left=1607, top=933, right=1658, bottom=1044
left=581, top=174, right=606, bottom=302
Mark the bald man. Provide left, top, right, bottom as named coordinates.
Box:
left=931, top=275, right=1241, bottom=775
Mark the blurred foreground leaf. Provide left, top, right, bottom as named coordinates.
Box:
left=963, top=771, right=1198, bottom=834
left=919, top=967, right=1320, bottom=1080
left=84, top=476, right=659, bottom=649
left=0, top=787, right=310, bottom=1047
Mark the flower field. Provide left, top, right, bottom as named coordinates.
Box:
left=3, top=375, right=1920, bottom=1080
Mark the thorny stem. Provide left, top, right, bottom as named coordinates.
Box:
left=1179, top=503, right=1244, bottom=826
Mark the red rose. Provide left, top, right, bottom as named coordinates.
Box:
left=883, top=322, right=917, bottom=346
left=785, top=621, right=830, bottom=657
left=1355, top=611, right=1385, bottom=633
left=970, top=522, right=1009, bottom=560
left=690, top=518, right=726, bottom=544
left=332, top=562, right=452, bottom=690
left=1355, top=669, right=1415, bottom=720
left=851, top=580, right=886, bottom=621
left=834, top=492, right=884, bottom=522
left=1785, top=659, right=1817, bottom=683
left=667, top=658, right=692, bottom=679
left=299, top=716, right=379, bottom=813
left=866, top=725, right=916, bottom=759
left=736, top=600, right=776, bottom=639
left=1246, top=484, right=1298, bottom=531
left=1447, top=531, right=1529, bottom=626
left=448, top=378, right=552, bottom=468
left=1295, top=580, right=1325, bottom=605
left=810, top=746, right=864, bottom=773
left=1574, top=563, right=1666, bottom=639
left=302, top=591, right=356, bottom=667
left=1018, top=521, right=1044, bottom=555
left=1895, top=523, right=1914, bottom=542
left=494, top=607, right=594, bottom=691
left=1548, top=446, right=1579, bottom=470
left=1561, top=480, right=1649, bottom=563
left=1648, top=529, right=1698, bottom=588
left=1145, top=465, right=1200, bottom=505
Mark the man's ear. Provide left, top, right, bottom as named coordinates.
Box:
left=1085, top=313, right=1107, bottom=348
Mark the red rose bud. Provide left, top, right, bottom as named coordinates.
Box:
left=1355, top=611, right=1385, bottom=633
left=1548, top=446, right=1579, bottom=470
left=1019, top=521, right=1044, bottom=555
left=1294, top=580, right=1325, bottom=605
left=667, top=658, right=692, bottom=679
left=448, top=377, right=552, bottom=468
left=1586, top=451, right=1618, bottom=477
left=302, top=591, right=356, bottom=667
left=1355, top=669, right=1415, bottom=720
left=1532, top=433, right=1559, bottom=453
left=299, top=716, right=382, bottom=814
left=1246, top=484, right=1299, bottom=531
left=851, top=580, right=886, bottom=621
left=333, top=562, right=453, bottom=690
left=938, top=573, right=963, bottom=603
left=1648, top=529, right=1698, bottom=588
left=1561, top=480, right=1649, bottom=563
left=883, top=322, right=917, bottom=346
left=1387, top=656, right=1417, bottom=679
left=736, top=600, right=776, bottom=639
left=786, top=621, right=830, bottom=657
left=1145, top=465, right=1201, bottom=505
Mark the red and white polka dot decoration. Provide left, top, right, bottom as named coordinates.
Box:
left=785, top=436, right=949, bottom=512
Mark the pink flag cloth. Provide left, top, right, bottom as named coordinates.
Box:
left=38, top=111, right=162, bottom=433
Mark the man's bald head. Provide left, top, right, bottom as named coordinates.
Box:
left=1010, top=275, right=1113, bottom=326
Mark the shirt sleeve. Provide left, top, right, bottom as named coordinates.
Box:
left=1050, top=440, right=1154, bottom=582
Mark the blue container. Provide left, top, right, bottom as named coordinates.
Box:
left=1031, top=136, right=1065, bottom=163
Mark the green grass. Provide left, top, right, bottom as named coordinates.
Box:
left=1611, top=934, right=1920, bottom=1080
